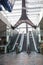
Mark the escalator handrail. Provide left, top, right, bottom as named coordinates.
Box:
left=19, top=33, right=24, bottom=52
left=11, top=34, right=20, bottom=51
left=27, top=32, right=30, bottom=50
left=31, top=31, right=38, bottom=52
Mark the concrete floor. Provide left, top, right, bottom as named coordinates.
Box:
left=0, top=52, right=43, bottom=65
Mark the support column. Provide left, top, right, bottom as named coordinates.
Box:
left=26, top=23, right=28, bottom=51
left=5, top=46, right=7, bottom=53
left=27, top=32, right=29, bottom=50
left=26, top=23, right=28, bottom=33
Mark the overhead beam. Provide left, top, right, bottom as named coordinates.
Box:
left=27, top=13, right=40, bottom=15
left=4, top=13, right=39, bottom=17
left=16, top=27, right=33, bottom=29
left=27, top=10, right=40, bottom=12
left=2, top=6, right=43, bottom=11
left=12, top=19, right=37, bottom=29
left=26, top=1, right=43, bottom=4
left=26, top=7, right=43, bottom=9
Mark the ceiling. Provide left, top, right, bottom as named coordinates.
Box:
left=0, top=0, right=43, bottom=29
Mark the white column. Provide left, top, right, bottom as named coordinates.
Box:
left=27, top=32, right=29, bottom=50
left=5, top=46, right=7, bottom=53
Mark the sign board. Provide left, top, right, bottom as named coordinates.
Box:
left=0, top=4, right=2, bottom=10
left=0, top=0, right=15, bottom=12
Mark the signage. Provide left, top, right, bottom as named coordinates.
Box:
left=0, top=0, right=14, bottom=12
left=0, top=4, right=2, bottom=10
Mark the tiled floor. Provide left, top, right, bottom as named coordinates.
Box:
left=0, top=52, right=43, bottom=65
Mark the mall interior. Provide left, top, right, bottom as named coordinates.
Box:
left=0, top=0, right=43, bottom=65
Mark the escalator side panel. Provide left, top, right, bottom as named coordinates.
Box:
left=22, top=34, right=27, bottom=51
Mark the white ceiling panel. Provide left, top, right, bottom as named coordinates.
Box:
left=0, top=0, right=43, bottom=33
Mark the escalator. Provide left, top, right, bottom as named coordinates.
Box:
left=29, top=31, right=35, bottom=51
left=14, top=34, right=21, bottom=51
left=22, top=34, right=27, bottom=52
left=17, top=34, right=21, bottom=45
left=32, top=31, right=39, bottom=52
left=7, top=34, right=18, bottom=52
